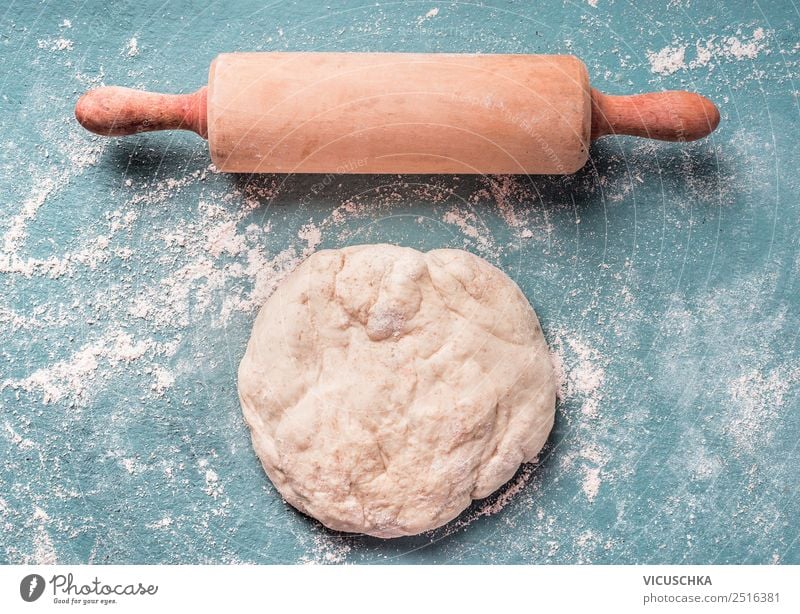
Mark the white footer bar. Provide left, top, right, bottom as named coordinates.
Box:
left=1, top=565, right=796, bottom=613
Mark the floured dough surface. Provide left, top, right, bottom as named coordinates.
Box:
left=238, top=244, right=556, bottom=538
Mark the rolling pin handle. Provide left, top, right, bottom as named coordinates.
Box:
left=590, top=89, right=720, bottom=142
left=75, top=86, right=208, bottom=138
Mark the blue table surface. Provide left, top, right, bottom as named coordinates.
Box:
left=0, top=0, right=798, bottom=564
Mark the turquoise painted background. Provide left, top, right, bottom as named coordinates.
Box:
left=1, top=1, right=798, bottom=564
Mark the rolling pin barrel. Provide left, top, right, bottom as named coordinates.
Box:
left=74, top=53, right=720, bottom=175
left=205, top=53, right=592, bottom=174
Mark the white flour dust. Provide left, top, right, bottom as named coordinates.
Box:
left=647, top=45, right=687, bottom=76
left=417, top=7, right=439, bottom=26
left=26, top=508, right=57, bottom=565
left=37, top=38, right=73, bottom=52
left=125, top=37, right=139, bottom=57
left=648, top=28, right=770, bottom=75
left=550, top=333, right=607, bottom=419
left=299, top=531, right=353, bottom=564
left=2, top=329, right=170, bottom=405
left=727, top=366, right=799, bottom=454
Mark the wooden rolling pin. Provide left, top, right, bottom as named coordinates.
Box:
left=75, top=53, right=720, bottom=174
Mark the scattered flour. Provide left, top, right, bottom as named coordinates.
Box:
left=26, top=509, right=57, bottom=564
left=550, top=332, right=611, bottom=503
left=37, top=38, right=73, bottom=52
left=33, top=507, right=50, bottom=522
left=648, top=28, right=770, bottom=75
left=2, top=176, right=58, bottom=254
left=417, top=7, right=439, bottom=25
left=146, top=516, right=173, bottom=530
left=203, top=467, right=223, bottom=500
left=647, top=45, right=687, bottom=76
left=562, top=443, right=609, bottom=503
left=441, top=207, right=501, bottom=257
left=121, top=458, right=139, bottom=474
left=476, top=175, right=525, bottom=228
left=551, top=333, right=607, bottom=418
left=205, top=220, right=246, bottom=257
left=443, top=209, right=480, bottom=239
left=300, top=532, right=352, bottom=564
left=1, top=329, right=158, bottom=405
left=4, top=423, right=35, bottom=450
left=581, top=466, right=602, bottom=502
left=727, top=366, right=799, bottom=454
left=151, top=366, right=175, bottom=395
left=298, top=223, right=322, bottom=251
left=125, top=37, right=139, bottom=57
left=580, top=446, right=607, bottom=503
left=31, top=525, right=57, bottom=564
left=727, top=27, right=766, bottom=60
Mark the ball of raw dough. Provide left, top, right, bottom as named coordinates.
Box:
left=238, top=244, right=556, bottom=538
